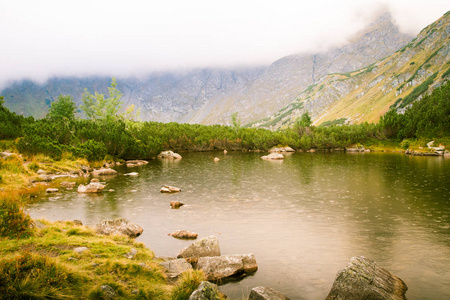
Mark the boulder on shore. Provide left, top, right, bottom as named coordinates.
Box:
left=159, top=258, right=193, bottom=279
left=168, top=230, right=198, bottom=239
left=189, top=281, right=223, bottom=300
left=197, top=253, right=258, bottom=281
left=261, top=152, right=284, bottom=160
left=326, top=256, right=408, bottom=300
left=249, top=286, right=290, bottom=300
left=78, top=182, right=106, bottom=193
left=161, top=185, right=181, bottom=193
left=177, top=235, right=220, bottom=258
left=95, top=218, right=143, bottom=238
left=269, top=146, right=295, bottom=153
left=158, top=150, right=182, bottom=159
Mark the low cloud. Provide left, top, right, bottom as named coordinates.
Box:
left=0, top=0, right=448, bottom=89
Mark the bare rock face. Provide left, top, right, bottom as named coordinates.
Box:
left=326, top=256, right=408, bottom=300
left=177, top=235, right=220, bottom=258
left=161, top=185, right=181, bottom=193
left=189, top=281, right=223, bottom=300
left=92, top=168, right=118, bottom=176
left=249, top=286, right=290, bottom=300
left=168, top=230, right=198, bottom=239
left=159, top=258, right=193, bottom=279
left=261, top=152, right=284, bottom=160
left=158, top=150, right=182, bottom=159
left=196, top=253, right=258, bottom=281
left=95, top=218, right=143, bottom=238
left=78, top=182, right=106, bottom=193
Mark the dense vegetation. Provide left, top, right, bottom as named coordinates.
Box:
left=1, top=79, right=449, bottom=162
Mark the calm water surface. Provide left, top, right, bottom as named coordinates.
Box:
left=26, top=152, right=450, bottom=299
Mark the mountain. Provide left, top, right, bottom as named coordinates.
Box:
left=254, top=11, right=450, bottom=129
left=1, top=12, right=413, bottom=124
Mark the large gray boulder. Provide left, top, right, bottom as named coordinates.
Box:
left=177, top=235, right=220, bottom=258
left=326, top=256, right=408, bottom=300
left=159, top=258, right=193, bottom=279
left=197, top=253, right=257, bottom=281
left=189, top=281, right=223, bottom=300
left=249, top=286, right=290, bottom=300
left=95, top=218, right=143, bottom=238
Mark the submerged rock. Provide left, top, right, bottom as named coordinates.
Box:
left=161, top=185, right=181, bottom=193
left=189, top=281, right=223, bottom=300
left=95, top=218, right=143, bottom=238
left=326, top=256, right=408, bottom=300
left=160, top=258, right=193, bottom=279
left=168, top=230, right=198, bottom=239
left=124, top=172, right=139, bottom=176
left=158, top=150, right=182, bottom=159
left=177, top=235, right=221, bottom=258
left=197, top=253, right=258, bottom=281
left=261, top=152, right=284, bottom=160
left=249, top=286, right=290, bottom=300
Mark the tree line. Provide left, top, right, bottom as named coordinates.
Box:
left=1, top=79, right=449, bottom=161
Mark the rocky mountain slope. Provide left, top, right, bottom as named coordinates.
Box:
left=254, top=11, right=450, bottom=129
left=191, top=13, right=413, bottom=125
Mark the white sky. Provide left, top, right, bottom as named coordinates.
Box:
left=0, top=0, right=448, bottom=87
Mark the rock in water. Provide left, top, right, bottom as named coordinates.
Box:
left=95, top=218, right=143, bottom=238
left=168, top=230, right=198, bottom=239
left=78, top=182, right=106, bottom=193
left=177, top=235, right=221, bottom=258
left=249, top=286, right=290, bottom=300
left=91, top=168, right=118, bottom=176
left=158, top=150, right=182, bottom=159
left=161, top=185, right=181, bottom=193
left=196, top=253, right=258, bottom=281
left=46, top=188, right=59, bottom=193
left=326, top=256, right=408, bottom=300
left=170, top=201, right=184, bottom=208
left=189, top=281, right=223, bottom=300
left=261, top=152, right=284, bottom=160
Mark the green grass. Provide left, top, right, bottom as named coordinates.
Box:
left=171, top=270, right=205, bottom=300
left=0, top=219, right=172, bottom=299
left=318, top=118, right=347, bottom=127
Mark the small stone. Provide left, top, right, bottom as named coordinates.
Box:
left=36, top=169, right=46, bottom=174
left=131, top=290, right=139, bottom=294
left=91, top=178, right=100, bottom=182
left=73, top=220, right=83, bottom=226
left=74, top=247, right=89, bottom=254
left=100, top=285, right=117, bottom=300
left=91, top=263, right=101, bottom=267
left=95, top=218, right=143, bottom=238
left=124, top=248, right=138, bottom=259
left=124, top=172, right=139, bottom=176
left=46, top=188, right=59, bottom=193
left=92, top=168, right=118, bottom=176
left=68, top=257, right=78, bottom=261
left=177, top=235, right=220, bottom=258
left=214, top=157, right=220, bottom=162
left=161, top=185, right=181, bottom=193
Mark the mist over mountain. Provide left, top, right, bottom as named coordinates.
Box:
left=0, top=11, right=439, bottom=127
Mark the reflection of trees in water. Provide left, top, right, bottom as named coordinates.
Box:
left=81, top=192, right=122, bottom=223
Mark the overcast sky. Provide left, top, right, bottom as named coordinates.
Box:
left=0, top=0, right=448, bottom=88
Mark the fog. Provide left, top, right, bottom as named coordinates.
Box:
left=0, top=0, right=448, bottom=88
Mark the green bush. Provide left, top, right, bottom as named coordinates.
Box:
left=78, top=140, right=107, bottom=162
left=0, top=195, right=33, bottom=238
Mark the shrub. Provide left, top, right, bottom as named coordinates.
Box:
left=0, top=194, right=33, bottom=238
left=78, top=140, right=107, bottom=162
left=171, top=270, right=205, bottom=300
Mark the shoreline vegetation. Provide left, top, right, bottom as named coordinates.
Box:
left=0, top=79, right=448, bottom=299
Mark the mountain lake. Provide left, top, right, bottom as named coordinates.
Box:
left=26, top=151, right=450, bottom=299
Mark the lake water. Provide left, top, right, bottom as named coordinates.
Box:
left=26, top=152, right=450, bottom=299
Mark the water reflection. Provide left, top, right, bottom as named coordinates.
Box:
left=26, top=152, right=450, bottom=299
